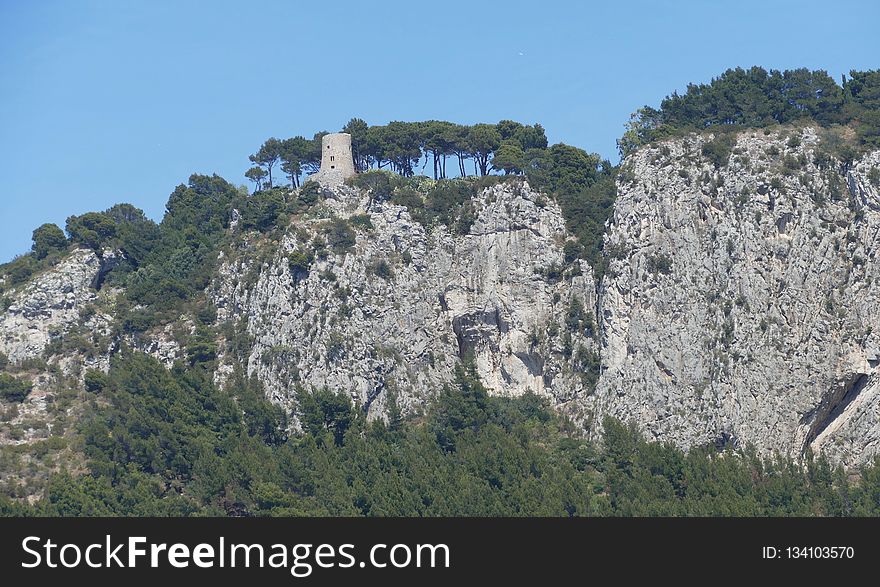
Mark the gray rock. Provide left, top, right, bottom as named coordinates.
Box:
left=210, top=180, right=597, bottom=422
left=592, top=128, right=880, bottom=467
left=0, top=248, right=103, bottom=364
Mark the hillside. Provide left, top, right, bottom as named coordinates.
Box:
left=2, top=67, right=880, bottom=515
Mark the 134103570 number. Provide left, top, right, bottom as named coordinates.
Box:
left=763, top=546, right=855, bottom=559
left=786, top=546, right=854, bottom=559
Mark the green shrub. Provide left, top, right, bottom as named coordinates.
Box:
left=536, top=263, right=564, bottom=283
left=83, top=369, right=108, bottom=393
left=454, top=201, right=476, bottom=235
left=565, top=296, right=595, bottom=337
left=0, top=254, right=38, bottom=289
left=565, top=297, right=586, bottom=332
left=239, top=188, right=286, bottom=232
left=288, top=250, right=314, bottom=278
left=325, top=218, right=356, bottom=254
left=701, top=133, right=736, bottom=168
left=297, top=181, right=323, bottom=206
left=390, top=186, right=424, bottom=218
left=346, top=171, right=393, bottom=199
left=563, top=240, right=583, bottom=265
left=370, top=259, right=394, bottom=281
left=0, top=373, right=32, bottom=402
left=525, top=144, right=617, bottom=277
left=646, top=252, right=673, bottom=275
left=349, top=214, right=374, bottom=230
left=186, top=329, right=218, bottom=365
left=65, top=212, right=117, bottom=251
left=573, top=346, right=601, bottom=389
left=119, top=308, right=156, bottom=334
left=31, top=224, right=68, bottom=260
left=424, top=180, right=474, bottom=229
left=783, top=154, right=802, bottom=170
left=296, top=386, right=354, bottom=447
left=196, top=304, right=217, bottom=326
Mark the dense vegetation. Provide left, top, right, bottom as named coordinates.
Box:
left=523, top=145, right=616, bottom=272
left=619, top=67, right=880, bottom=157
left=246, top=118, right=617, bottom=272
left=2, top=350, right=878, bottom=517
left=1, top=117, right=615, bottom=328
left=0, top=373, right=32, bottom=403
left=0, top=175, right=304, bottom=336
left=245, top=120, right=549, bottom=190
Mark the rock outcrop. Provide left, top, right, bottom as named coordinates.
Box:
left=211, top=180, right=597, bottom=419
left=0, top=248, right=106, bottom=363
left=593, top=128, right=880, bottom=467
left=0, top=248, right=116, bottom=452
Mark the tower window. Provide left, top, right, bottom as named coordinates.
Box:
left=331, top=156, right=335, bottom=161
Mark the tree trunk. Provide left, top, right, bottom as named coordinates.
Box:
left=479, top=155, right=489, bottom=176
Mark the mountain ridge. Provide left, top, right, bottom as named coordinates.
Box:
left=2, top=125, right=879, bottom=475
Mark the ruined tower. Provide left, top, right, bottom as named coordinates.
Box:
left=307, top=132, right=356, bottom=186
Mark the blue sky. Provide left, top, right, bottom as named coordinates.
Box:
left=1, top=0, right=878, bottom=262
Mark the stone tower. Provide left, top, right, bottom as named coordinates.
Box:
left=307, top=132, right=356, bottom=186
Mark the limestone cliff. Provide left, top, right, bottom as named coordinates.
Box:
left=210, top=180, right=597, bottom=419
left=593, top=128, right=880, bottom=467
left=3, top=128, right=880, bottom=470
left=0, top=249, right=109, bottom=364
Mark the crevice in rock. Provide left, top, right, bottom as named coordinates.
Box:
left=451, top=309, right=507, bottom=361
left=593, top=278, right=605, bottom=372
left=90, top=253, right=121, bottom=291
left=469, top=224, right=540, bottom=238
left=514, top=351, right=544, bottom=377
left=802, top=373, right=869, bottom=452
left=713, top=431, right=739, bottom=451
left=654, top=359, right=676, bottom=383
left=363, top=381, right=384, bottom=414
left=451, top=315, right=473, bottom=361
left=846, top=172, right=859, bottom=200
left=776, top=212, right=794, bottom=235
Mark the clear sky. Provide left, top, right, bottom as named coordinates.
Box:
left=1, top=0, right=878, bottom=262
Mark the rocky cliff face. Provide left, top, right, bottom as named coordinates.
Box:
left=0, top=248, right=113, bottom=456
left=3, top=127, right=879, bottom=469
left=593, top=128, right=880, bottom=467
left=210, top=180, right=597, bottom=419
left=0, top=248, right=113, bottom=365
